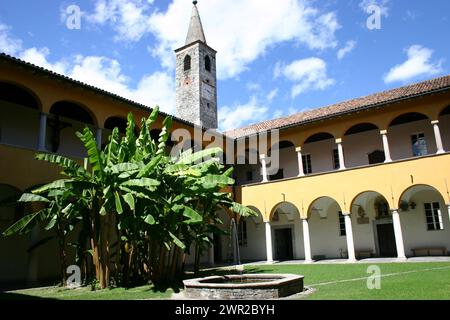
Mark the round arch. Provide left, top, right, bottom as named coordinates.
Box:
left=242, top=206, right=263, bottom=225
left=0, top=183, right=23, bottom=225
left=105, top=116, right=128, bottom=134
left=398, top=184, right=446, bottom=211
left=440, top=105, right=450, bottom=117
left=388, top=112, right=429, bottom=127
left=350, top=190, right=391, bottom=219
left=49, top=100, right=97, bottom=126
left=307, top=196, right=342, bottom=219
left=344, top=123, right=379, bottom=136
left=0, top=81, right=42, bottom=110
left=303, top=132, right=335, bottom=145
left=269, top=201, right=300, bottom=222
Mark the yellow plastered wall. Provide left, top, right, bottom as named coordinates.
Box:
left=239, top=153, right=450, bottom=221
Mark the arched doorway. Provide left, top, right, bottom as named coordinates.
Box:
left=398, top=185, right=450, bottom=257
left=351, top=191, right=396, bottom=257
left=269, top=202, right=303, bottom=261
left=0, top=184, right=29, bottom=283
left=238, top=206, right=266, bottom=262
left=308, top=197, right=346, bottom=259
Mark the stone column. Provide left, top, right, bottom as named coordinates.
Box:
left=335, top=138, right=346, bottom=170
left=296, top=147, right=305, bottom=177
left=302, top=218, right=313, bottom=263
left=96, top=128, right=103, bottom=149
left=391, top=209, right=406, bottom=259
left=343, top=213, right=356, bottom=262
left=38, top=112, right=48, bottom=151
left=265, top=221, right=273, bottom=263
left=380, top=130, right=392, bottom=163
left=448, top=205, right=450, bottom=225
left=431, top=120, right=445, bottom=154
left=260, top=154, right=268, bottom=183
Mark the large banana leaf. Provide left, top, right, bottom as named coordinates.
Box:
left=77, top=128, right=105, bottom=180
left=18, top=193, right=50, bottom=203
left=35, top=153, right=86, bottom=177
left=177, top=147, right=223, bottom=165
left=2, top=209, right=48, bottom=236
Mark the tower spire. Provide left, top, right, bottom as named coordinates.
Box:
left=185, top=1, right=206, bottom=45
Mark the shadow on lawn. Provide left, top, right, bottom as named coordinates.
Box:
left=0, top=292, right=57, bottom=301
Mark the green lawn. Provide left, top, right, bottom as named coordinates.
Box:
left=244, top=262, right=450, bottom=300
left=3, top=262, right=450, bottom=300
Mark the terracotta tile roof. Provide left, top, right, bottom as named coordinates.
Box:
left=0, top=52, right=199, bottom=130
left=224, top=75, right=450, bottom=139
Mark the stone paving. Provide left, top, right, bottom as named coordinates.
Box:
left=202, top=256, right=450, bottom=270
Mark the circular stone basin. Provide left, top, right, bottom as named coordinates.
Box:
left=183, top=274, right=304, bottom=300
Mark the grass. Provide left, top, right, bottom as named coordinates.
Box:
left=0, top=285, right=173, bottom=300
left=2, top=262, right=450, bottom=300
left=243, top=262, right=450, bottom=300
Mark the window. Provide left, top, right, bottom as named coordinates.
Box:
left=333, top=149, right=340, bottom=170
left=246, top=170, right=253, bottom=182
left=424, top=202, right=443, bottom=231
left=411, top=133, right=428, bottom=156
left=238, top=220, right=247, bottom=246
left=184, top=55, right=191, bottom=71
left=302, top=154, right=312, bottom=174
left=269, top=169, right=284, bottom=181
left=368, top=150, right=385, bottom=164
left=205, top=55, right=211, bottom=72
left=339, top=211, right=346, bottom=236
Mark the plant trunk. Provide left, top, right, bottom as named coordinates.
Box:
left=57, top=226, right=67, bottom=286
left=194, top=243, right=201, bottom=277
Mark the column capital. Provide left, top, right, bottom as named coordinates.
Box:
left=390, top=209, right=399, bottom=214
left=431, top=120, right=439, bottom=125
left=301, top=217, right=309, bottom=221
left=335, top=138, right=343, bottom=144
left=295, top=146, right=302, bottom=153
left=260, top=154, right=266, bottom=160
left=342, top=212, right=351, bottom=216
left=380, top=129, right=388, bottom=135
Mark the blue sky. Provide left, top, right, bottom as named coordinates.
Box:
left=0, top=0, right=449, bottom=131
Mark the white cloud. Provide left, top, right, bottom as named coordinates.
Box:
left=85, top=0, right=154, bottom=42
left=1, top=21, right=175, bottom=114
left=276, top=58, right=335, bottom=98
left=337, top=40, right=356, bottom=60
left=266, top=88, right=279, bottom=103
left=359, top=0, right=389, bottom=17
left=19, top=47, right=69, bottom=74
left=85, top=0, right=340, bottom=79
left=0, top=23, right=22, bottom=55
left=218, top=96, right=269, bottom=131
left=246, top=82, right=262, bottom=92
left=384, top=45, right=444, bottom=84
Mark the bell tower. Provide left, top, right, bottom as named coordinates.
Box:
left=175, top=1, right=218, bottom=129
